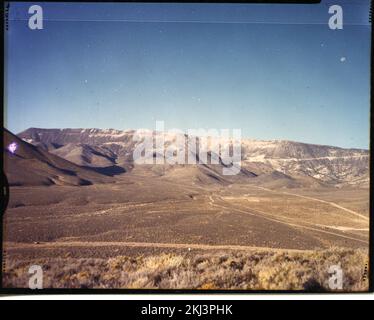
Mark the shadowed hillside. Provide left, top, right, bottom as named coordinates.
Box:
left=4, top=129, right=112, bottom=186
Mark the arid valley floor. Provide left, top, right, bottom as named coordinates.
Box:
left=3, top=175, right=369, bottom=290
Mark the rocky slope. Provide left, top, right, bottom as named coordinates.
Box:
left=16, top=128, right=369, bottom=187
left=4, top=129, right=112, bottom=186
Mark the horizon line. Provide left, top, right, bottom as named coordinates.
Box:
left=7, top=126, right=369, bottom=151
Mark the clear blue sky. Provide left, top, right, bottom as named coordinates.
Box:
left=5, top=1, right=371, bottom=148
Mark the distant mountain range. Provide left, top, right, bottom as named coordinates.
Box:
left=4, top=127, right=369, bottom=188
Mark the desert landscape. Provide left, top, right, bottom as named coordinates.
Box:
left=1, top=127, right=370, bottom=290
left=3, top=0, right=371, bottom=292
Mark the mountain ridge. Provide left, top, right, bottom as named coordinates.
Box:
left=18, top=127, right=368, bottom=151
left=14, top=127, right=370, bottom=188
left=3, top=128, right=113, bottom=186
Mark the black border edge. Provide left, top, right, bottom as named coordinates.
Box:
left=369, top=0, right=373, bottom=294
left=1, top=0, right=6, bottom=296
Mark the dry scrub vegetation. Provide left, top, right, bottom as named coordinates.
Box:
left=3, top=248, right=369, bottom=291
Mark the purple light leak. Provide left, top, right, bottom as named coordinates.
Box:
left=7, top=142, right=18, bottom=154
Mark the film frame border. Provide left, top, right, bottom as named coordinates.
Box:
left=0, top=0, right=372, bottom=295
